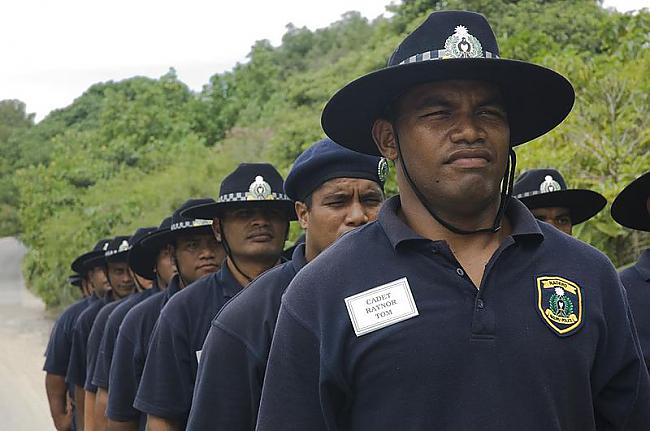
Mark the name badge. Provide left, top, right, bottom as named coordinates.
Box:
left=344, top=277, right=419, bottom=337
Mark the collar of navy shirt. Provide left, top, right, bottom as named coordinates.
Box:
left=290, top=243, right=308, bottom=273
left=634, top=249, right=650, bottom=281
left=217, top=260, right=246, bottom=297
left=379, top=195, right=544, bottom=251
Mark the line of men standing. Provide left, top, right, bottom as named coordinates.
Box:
left=42, top=10, right=650, bottom=431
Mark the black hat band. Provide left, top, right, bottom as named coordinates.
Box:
left=399, top=25, right=498, bottom=65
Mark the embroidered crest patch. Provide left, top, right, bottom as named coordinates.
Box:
left=536, top=276, right=583, bottom=336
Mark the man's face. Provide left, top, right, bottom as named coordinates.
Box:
left=155, top=245, right=176, bottom=286
left=531, top=207, right=573, bottom=235
left=173, top=231, right=224, bottom=284
left=106, top=261, right=135, bottom=299
left=216, top=205, right=289, bottom=263
left=374, top=80, right=510, bottom=217
left=297, top=178, right=383, bottom=259
left=87, top=266, right=110, bottom=297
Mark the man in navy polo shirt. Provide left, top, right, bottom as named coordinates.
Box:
left=257, top=11, right=650, bottom=430
left=513, top=168, right=605, bottom=235
left=44, top=245, right=108, bottom=431
left=92, top=227, right=166, bottom=431
left=136, top=163, right=294, bottom=431
left=67, top=239, right=113, bottom=431
left=106, top=201, right=223, bottom=431
left=187, top=138, right=387, bottom=430
left=612, top=171, right=650, bottom=368
left=84, top=235, right=137, bottom=430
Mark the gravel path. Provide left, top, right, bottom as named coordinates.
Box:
left=0, top=236, right=54, bottom=430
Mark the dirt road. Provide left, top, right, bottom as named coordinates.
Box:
left=0, top=236, right=54, bottom=430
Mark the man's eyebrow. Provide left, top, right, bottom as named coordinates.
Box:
left=413, top=96, right=453, bottom=110
left=477, top=96, right=506, bottom=109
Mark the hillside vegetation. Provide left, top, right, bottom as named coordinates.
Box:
left=0, top=0, right=648, bottom=307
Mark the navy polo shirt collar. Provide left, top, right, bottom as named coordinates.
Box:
left=165, top=274, right=182, bottom=300
left=635, top=249, right=650, bottom=281
left=379, top=195, right=543, bottom=250
left=290, top=243, right=308, bottom=273
left=217, top=262, right=244, bottom=298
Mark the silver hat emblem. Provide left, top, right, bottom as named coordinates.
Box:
left=540, top=175, right=562, bottom=194
left=247, top=176, right=274, bottom=200
left=118, top=240, right=130, bottom=252
left=444, top=25, right=483, bottom=59
left=377, top=158, right=389, bottom=183
left=102, top=242, right=109, bottom=251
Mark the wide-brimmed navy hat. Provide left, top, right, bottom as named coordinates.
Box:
left=125, top=227, right=158, bottom=280
left=105, top=235, right=133, bottom=262
left=70, top=238, right=112, bottom=273
left=321, top=10, right=574, bottom=156
left=284, top=138, right=389, bottom=201
left=67, top=274, right=83, bottom=288
left=611, top=171, right=650, bottom=232
left=181, top=163, right=296, bottom=220
left=129, top=217, right=172, bottom=279
left=514, top=168, right=606, bottom=225
left=142, top=199, right=215, bottom=250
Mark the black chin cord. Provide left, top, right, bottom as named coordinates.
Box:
left=219, top=220, right=253, bottom=283
left=394, top=127, right=516, bottom=235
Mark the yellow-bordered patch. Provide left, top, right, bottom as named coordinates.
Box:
left=536, top=276, right=583, bottom=337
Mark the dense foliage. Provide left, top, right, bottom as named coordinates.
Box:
left=1, top=0, right=648, bottom=307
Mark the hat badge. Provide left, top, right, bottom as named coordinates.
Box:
left=247, top=176, right=274, bottom=201
left=102, top=242, right=109, bottom=251
left=378, top=158, right=389, bottom=183
left=444, top=25, right=483, bottom=59
left=540, top=175, right=562, bottom=194
left=118, top=240, right=130, bottom=252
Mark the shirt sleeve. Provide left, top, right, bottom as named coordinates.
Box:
left=84, top=316, right=105, bottom=392
left=592, top=276, right=650, bottom=429
left=66, top=319, right=88, bottom=387
left=106, top=328, right=141, bottom=421
left=256, top=304, right=331, bottom=431
left=186, top=323, right=262, bottom=430
left=134, top=311, right=192, bottom=419
left=43, top=317, right=70, bottom=375
left=92, top=317, right=119, bottom=389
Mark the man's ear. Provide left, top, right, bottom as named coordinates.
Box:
left=295, top=201, right=309, bottom=230
left=211, top=218, right=222, bottom=242
left=372, top=119, right=399, bottom=161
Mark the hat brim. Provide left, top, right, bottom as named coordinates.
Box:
left=128, top=244, right=156, bottom=280
left=140, top=225, right=214, bottom=250
left=322, top=58, right=574, bottom=156
left=181, top=201, right=298, bottom=221
left=71, top=251, right=105, bottom=273
left=518, top=189, right=606, bottom=225
left=611, top=172, right=650, bottom=231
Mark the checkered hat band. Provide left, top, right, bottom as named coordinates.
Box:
left=399, top=49, right=499, bottom=65
left=217, top=192, right=291, bottom=203
left=171, top=219, right=213, bottom=231
left=515, top=190, right=543, bottom=199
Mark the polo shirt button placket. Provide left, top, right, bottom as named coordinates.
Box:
left=456, top=267, right=465, bottom=277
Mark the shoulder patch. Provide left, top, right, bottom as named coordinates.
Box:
left=536, top=275, right=583, bottom=337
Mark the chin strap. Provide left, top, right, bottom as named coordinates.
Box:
left=219, top=220, right=253, bottom=283
left=394, top=127, right=516, bottom=235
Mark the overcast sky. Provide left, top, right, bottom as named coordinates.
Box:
left=0, top=0, right=646, bottom=121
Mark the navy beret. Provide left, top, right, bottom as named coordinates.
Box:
left=284, top=138, right=388, bottom=201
